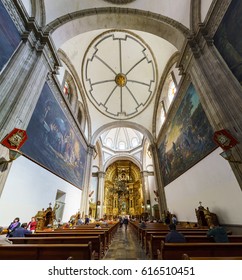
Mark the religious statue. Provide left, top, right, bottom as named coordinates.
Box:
left=195, top=202, right=219, bottom=227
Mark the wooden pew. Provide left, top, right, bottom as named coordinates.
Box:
left=10, top=236, right=103, bottom=259
left=158, top=241, right=242, bottom=260
left=182, top=254, right=242, bottom=260
left=143, top=230, right=210, bottom=253
left=147, top=235, right=242, bottom=259
left=27, top=231, right=108, bottom=253
left=0, top=243, right=94, bottom=260
left=148, top=234, right=242, bottom=259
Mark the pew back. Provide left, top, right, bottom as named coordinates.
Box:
left=0, top=243, right=94, bottom=260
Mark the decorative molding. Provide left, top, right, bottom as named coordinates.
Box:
left=103, top=0, right=136, bottom=4
left=82, top=29, right=157, bottom=120
left=43, top=7, right=190, bottom=40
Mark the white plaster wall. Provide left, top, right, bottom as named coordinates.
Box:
left=201, top=0, right=213, bottom=22
left=0, top=156, right=82, bottom=227
left=20, top=0, right=32, bottom=16
left=165, top=148, right=242, bottom=225
left=44, top=0, right=191, bottom=27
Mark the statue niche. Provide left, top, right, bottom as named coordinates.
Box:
left=195, top=202, right=219, bottom=227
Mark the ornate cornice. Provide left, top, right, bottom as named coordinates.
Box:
left=104, top=0, right=136, bottom=4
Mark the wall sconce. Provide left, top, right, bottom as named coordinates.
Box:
left=0, top=149, right=22, bottom=167
left=220, top=149, right=242, bottom=164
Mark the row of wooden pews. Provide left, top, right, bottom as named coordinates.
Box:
left=149, top=234, right=242, bottom=259
left=0, top=222, right=119, bottom=260
left=159, top=241, right=242, bottom=260
left=129, top=221, right=242, bottom=260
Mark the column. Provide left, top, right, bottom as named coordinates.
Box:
left=96, top=171, right=105, bottom=219
left=180, top=22, right=242, bottom=187
left=80, top=145, right=95, bottom=217
left=140, top=171, right=151, bottom=216
left=149, top=144, right=168, bottom=216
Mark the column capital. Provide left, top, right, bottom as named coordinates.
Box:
left=97, top=171, right=106, bottom=178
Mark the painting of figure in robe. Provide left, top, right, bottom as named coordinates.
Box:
left=21, top=83, right=87, bottom=189
left=158, top=83, right=217, bottom=186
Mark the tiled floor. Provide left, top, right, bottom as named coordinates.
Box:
left=103, top=224, right=148, bottom=260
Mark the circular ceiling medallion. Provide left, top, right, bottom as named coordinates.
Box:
left=82, top=30, right=157, bottom=120
left=104, top=0, right=136, bottom=4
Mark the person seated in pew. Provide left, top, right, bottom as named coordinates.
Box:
left=165, top=224, right=186, bottom=243
left=139, top=221, right=147, bottom=229
left=76, top=218, right=84, bottom=226
left=27, top=217, right=37, bottom=233
left=94, top=223, right=101, bottom=229
left=206, top=224, right=229, bottom=243
left=11, top=223, right=32, bottom=237
left=6, top=217, right=21, bottom=237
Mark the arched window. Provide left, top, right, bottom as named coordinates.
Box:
left=160, top=100, right=166, bottom=126
left=119, top=141, right=126, bottom=150
left=168, top=80, right=176, bottom=104
left=77, top=108, right=82, bottom=126
left=63, top=81, right=72, bottom=102
left=131, top=137, right=138, bottom=148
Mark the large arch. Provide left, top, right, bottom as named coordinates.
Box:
left=43, top=8, right=190, bottom=50
left=90, top=120, right=154, bottom=147
left=103, top=154, right=142, bottom=171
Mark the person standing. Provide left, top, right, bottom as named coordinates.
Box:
left=123, top=216, right=129, bottom=231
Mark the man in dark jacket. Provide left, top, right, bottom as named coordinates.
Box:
left=165, top=223, right=186, bottom=243
left=11, top=223, right=32, bottom=237
left=207, top=224, right=229, bottom=242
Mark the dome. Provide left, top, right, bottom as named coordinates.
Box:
left=100, top=127, right=143, bottom=151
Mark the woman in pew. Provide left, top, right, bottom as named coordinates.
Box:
left=27, top=217, right=37, bottom=233
left=206, top=224, right=229, bottom=242
left=6, top=217, right=21, bottom=237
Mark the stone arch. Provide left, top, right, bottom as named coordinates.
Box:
left=44, top=8, right=190, bottom=50
left=104, top=154, right=142, bottom=171
left=57, top=49, right=92, bottom=141
left=31, top=0, right=46, bottom=27
left=152, top=52, right=181, bottom=139
left=91, top=121, right=154, bottom=147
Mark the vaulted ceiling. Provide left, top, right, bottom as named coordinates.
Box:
left=22, top=0, right=214, bottom=155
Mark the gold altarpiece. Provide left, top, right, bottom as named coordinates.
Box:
left=104, top=161, right=144, bottom=219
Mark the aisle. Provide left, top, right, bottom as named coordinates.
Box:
left=103, top=224, right=147, bottom=260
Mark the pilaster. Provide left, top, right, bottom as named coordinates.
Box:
left=149, top=144, right=167, bottom=216
left=0, top=1, right=61, bottom=198
left=96, top=171, right=106, bottom=219
left=80, top=145, right=95, bottom=216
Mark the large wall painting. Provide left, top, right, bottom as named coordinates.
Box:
left=158, top=83, right=217, bottom=186
left=214, top=0, right=242, bottom=85
left=21, top=83, right=87, bottom=190
left=0, top=1, right=21, bottom=72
